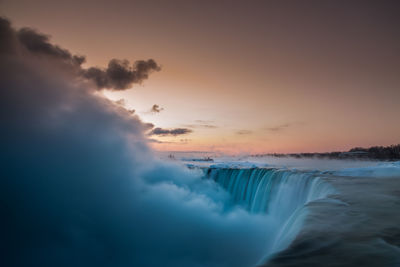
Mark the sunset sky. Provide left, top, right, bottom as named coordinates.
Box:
left=2, top=0, right=399, bottom=154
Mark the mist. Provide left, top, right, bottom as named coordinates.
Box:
left=0, top=17, right=274, bottom=267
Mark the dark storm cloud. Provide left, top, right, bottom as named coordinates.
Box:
left=0, top=17, right=160, bottom=91
left=150, top=104, right=164, bottom=113
left=149, top=127, right=192, bottom=136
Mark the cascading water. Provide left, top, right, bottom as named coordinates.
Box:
left=203, top=167, right=336, bottom=262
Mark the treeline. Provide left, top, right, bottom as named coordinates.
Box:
left=252, top=144, right=400, bottom=161
left=348, top=144, right=400, bottom=160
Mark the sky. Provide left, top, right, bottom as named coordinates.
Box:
left=1, top=0, right=400, bottom=154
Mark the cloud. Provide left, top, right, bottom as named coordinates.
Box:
left=195, top=120, right=214, bottom=124
left=202, top=124, right=218, bottom=128
left=114, top=99, right=126, bottom=106
left=236, top=130, right=253, bottom=135
left=183, top=124, right=218, bottom=129
left=265, top=122, right=305, bottom=133
left=266, top=123, right=291, bottom=132
left=150, top=104, right=164, bottom=113
left=112, top=99, right=136, bottom=114
left=0, top=17, right=160, bottom=91
left=147, top=138, right=191, bottom=144
left=0, top=17, right=271, bottom=267
left=144, top=122, right=155, bottom=129
left=0, top=17, right=17, bottom=54
left=17, top=27, right=86, bottom=66
left=149, top=127, right=192, bottom=136
left=83, top=58, right=161, bottom=90
left=183, top=120, right=218, bottom=129
left=147, top=138, right=171, bottom=144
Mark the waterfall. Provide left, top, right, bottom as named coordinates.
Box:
left=203, top=167, right=335, bottom=261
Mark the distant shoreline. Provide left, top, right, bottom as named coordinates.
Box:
left=251, top=144, right=400, bottom=161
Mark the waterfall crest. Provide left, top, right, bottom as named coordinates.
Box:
left=204, top=167, right=335, bottom=260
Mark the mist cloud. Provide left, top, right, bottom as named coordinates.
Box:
left=0, top=17, right=271, bottom=267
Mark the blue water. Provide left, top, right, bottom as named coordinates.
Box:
left=197, top=163, right=400, bottom=266
left=203, top=167, right=336, bottom=260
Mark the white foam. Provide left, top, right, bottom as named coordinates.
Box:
left=333, top=161, right=400, bottom=178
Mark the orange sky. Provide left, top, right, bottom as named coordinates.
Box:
left=2, top=0, right=400, bottom=154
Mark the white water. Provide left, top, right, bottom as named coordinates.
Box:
left=161, top=152, right=400, bottom=266
left=203, top=167, right=336, bottom=260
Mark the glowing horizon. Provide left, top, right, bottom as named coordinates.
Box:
left=2, top=0, right=399, bottom=154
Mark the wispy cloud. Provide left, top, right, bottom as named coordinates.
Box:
left=195, top=120, right=214, bottom=124
left=236, top=130, right=253, bottom=135
left=183, top=120, right=218, bottom=129
left=147, top=138, right=167, bottom=144
left=265, top=122, right=305, bottom=133
left=266, top=123, right=291, bottom=132
left=147, top=138, right=191, bottom=144
left=183, top=124, right=218, bottom=129
left=148, top=127, right=192, bottom=136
